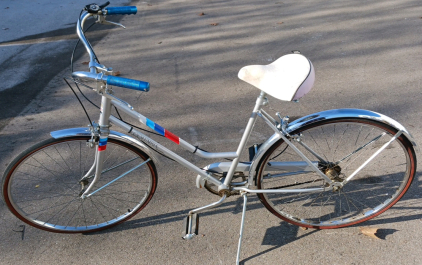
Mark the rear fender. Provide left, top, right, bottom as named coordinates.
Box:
left=248, top=108, right=418, bottom=185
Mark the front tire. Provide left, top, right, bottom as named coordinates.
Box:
left=2, top=136, right=157, bottom=233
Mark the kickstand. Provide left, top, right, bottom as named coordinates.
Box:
left=236, top=191, right=248, bottom=265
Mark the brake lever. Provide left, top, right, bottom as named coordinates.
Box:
left=96, top=15, right=125, bottom=28
left=98, top=1, right=110, bottom=9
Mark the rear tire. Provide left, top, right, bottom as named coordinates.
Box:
left=255, top=118, right=416, bottom=229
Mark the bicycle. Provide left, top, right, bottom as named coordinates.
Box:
left=1, top=2, right=418, bottom=264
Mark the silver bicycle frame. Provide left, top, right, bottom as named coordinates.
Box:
left=70, top=10, right=418, bottom=199
left=60, top=8, right=420, bottom=264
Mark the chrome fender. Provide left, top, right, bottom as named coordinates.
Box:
left=50, top=127, right=161, bottom=165
left=248, top=108, right=418, bottom=185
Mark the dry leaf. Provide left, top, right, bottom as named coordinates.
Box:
left=359, top=227, right=380, bottom=239
left=112, top=71, right=121, bottom=76
left=210, top=23, right=219, bottom=26
left=300, top=226, right=308, bottom=231
left=199, top=12, right=205, bottom=16
left=81, top=61, right=89, bottom=65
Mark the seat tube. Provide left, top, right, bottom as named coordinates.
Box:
left=223, top=92, right=266, bottom=187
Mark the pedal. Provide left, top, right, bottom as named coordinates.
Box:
left=182, top=213, right=199, bottom=240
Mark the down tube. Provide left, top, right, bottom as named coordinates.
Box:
left=109, top=116, right=222, bottom=186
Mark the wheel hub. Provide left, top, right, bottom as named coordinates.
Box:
left=320, top=163, right=344, bottom=191
left=324, top=165, right=342, bottom=182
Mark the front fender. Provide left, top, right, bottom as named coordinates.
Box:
left=50, top=127, right=161, bottom=165
left=248, top=108, right=418, bottom=185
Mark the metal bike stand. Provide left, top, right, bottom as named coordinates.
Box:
left=236, top=192, right=248, bottom=265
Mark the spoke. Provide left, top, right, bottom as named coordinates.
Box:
left=333, top=124, right=350, bottom=158
left=319, top=193, right=333, bottom=222
left=14, top=192, right=75, bottom=205
left=82, top=200, right=88, bottom=228
left=340, top=190, right=366, bottom=214
left=97, top=192, right=142, bottom=206
left=89, top=197, right=120, bottom=219
left=31, top=182, right=81, bottom=221
left=30, top=157, right=66, bottom=181
left=353, top=125, right=363, bottom=146
left=87, top=159, right=150, bottom=197
left=265, top=178, right=323, bottom=190
left=307, top=130, right=329, bottom=161
left=43, top=148, right=71, bottom=174
left=88, top=196, right=110, bottom=224
left=27, top=196, right=79, bottom=217
left=14, top=171, right=73, bottom=187
left=102, top=157, right=140, bottom=175
left=330, top=124, right=337, bottom=162
left=57, top=143, right=77, bottom=176
left=23, top=162, right=65, bottom=178
left=102, top=144, right=118, bottom=168
left=63, top=201, right=84, bottom=228
left=335, top=133, right=386, bottom=165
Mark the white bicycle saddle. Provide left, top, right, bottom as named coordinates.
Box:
left=238, top=53, right=315, bottom=101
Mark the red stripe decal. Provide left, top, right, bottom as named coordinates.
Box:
left=98, top=145, right=107, bottom=151
left=165, top=130, right=180, bottom=144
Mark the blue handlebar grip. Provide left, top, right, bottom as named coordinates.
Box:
left=105, top=6, right=137, bottom=15
left=106, top=76, right=150, bottom=92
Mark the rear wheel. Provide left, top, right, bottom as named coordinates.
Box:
left=2, top=136, right=157, bottom=233
left=256, top=118, right=416, bottom=229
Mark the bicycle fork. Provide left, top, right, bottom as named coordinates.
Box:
left=80, top=93, right=112, bottom=198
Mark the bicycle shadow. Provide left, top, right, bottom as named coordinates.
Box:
left=85, top=195, right=267, bottom=235
left=239, top=224, right=400, bottom=264
left=86, top=174, right=422, bottom=236
left=240, top=222, right=319, bottom=265
left=84, top=173, right=422, bottom=264
left=239, top=180, right=422, bottom=264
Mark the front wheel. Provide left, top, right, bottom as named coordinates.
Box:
left=2, top=136, right=157, bottom=233
left=256, top=118, right=416, bottom=229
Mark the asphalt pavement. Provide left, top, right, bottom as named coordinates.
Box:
left=1, top=0, right=422, bottom=264
left=0, top=0, right=130, bottom=130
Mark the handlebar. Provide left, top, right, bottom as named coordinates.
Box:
left=106, top=76, right=149, bottom=91
left=72, top=72, right=150, bottom=92
left=74, top=4, right=149, bottom=92
left=105, top=6, right=137, bottom=15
